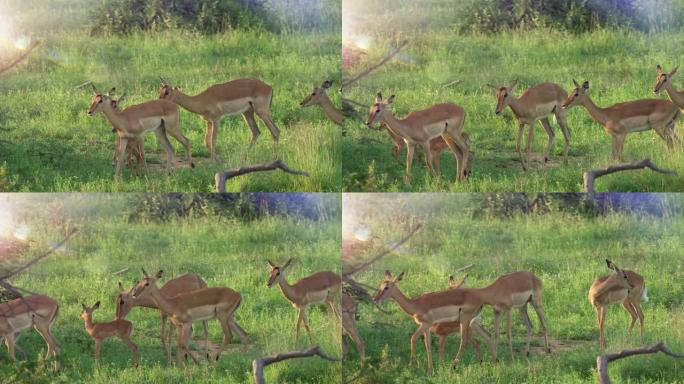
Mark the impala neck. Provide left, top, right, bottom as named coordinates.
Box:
left=83, top=314, right=95, bottom=331
left=664, top=82, right=684, bottom=107
left=130, top=294, right=158, bottom=309
left=146, top=285, right=182, bottom=316
left=579, top=96, right=609, bottom=126
left=172, top=90, right=206, bottom=115
left=318, top=95, right=344, bottom=125
left=388, top=287, right=418, bottom=317
left=101, top=103, right=128, bottom=131
left=381, top=112, right=416, bottom=141
left=506, top=96, right=527, bottom=118
left=277, top=272, right=300, bottom=304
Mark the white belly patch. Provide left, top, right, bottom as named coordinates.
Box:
left=424, top=122, right=447, bottom=138
left=218, top=98, right=251, bottom=116
left=187, top=305, right=217, bottom=321
left=426, top=305, right=462, bottom=323
left=511, top=291, right=533, bottom=307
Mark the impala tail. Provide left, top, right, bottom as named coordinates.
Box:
left=642, top=286, right=649, bottom=302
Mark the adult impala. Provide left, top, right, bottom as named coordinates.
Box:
left=487, top=80, right=570, bottom=170
left=562, top=80, right=679, bottom=160
left=588, top=259, right=647, bottom=350
left=654, top=64, right=684, bottom=109
left=373, top=271, right=494, bottom=374
left=266, top=259, right=341, bottom=343
left=87, top=84, right=193, bottom=178
left=110, top=93, right=146, bottom=175
left=116, top=273, right=212, bottom=364
left=300, top=80, right=343, bottom=125
left=130, top=269, right=248, bottom=366
left=0, top=295, right=61, bottom=369
left=81, top=301, right=139, bottom=366
left=159, top=77, right=280, bottom=162
left=366, top=93, right=471, bottom=184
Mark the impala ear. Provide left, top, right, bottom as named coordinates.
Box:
left=282, top=258, right=293, bottom=269
left=267, top=260, right=275, bottom=268
left=384, top=270, right=392, bottom=279
left=582, top=81, right=589, bottom=90
left=395, top=271, right=404, bottom=281
left=107, top=87, right=116, bottom=96
left=448, top=275, right=455, bottom=285
left=656, top=64, right=663, bottom=74
left=572, top=79, right=580, bottom=88
left=486, top=83, right=498, bottom=91
left=322, top=80, right=333, bottom=89
left=386, top=94, right=395, bottom=104
left=93, top=301, right=100, bottom=309
left=118, top=282, right=125, bottom=292
left=670, top=66, right=678, bottom=77
left=605, top=259, right=617, bottom=271
left=142, top=268, right=149, bottom=278
left=160, top=76, right=169, bottom=86
left=155, top=270, right=163, bottom=278
left=375, top=92, right=383, bottom=103
left=90, top=83, right=99, bottom=94
left=508, top=79, right=517, bottom=90
left=81, top=303, right=87, bottom=310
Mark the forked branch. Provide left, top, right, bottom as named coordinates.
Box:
left=596, top=342, right=684, bottom=384
left=214, top=159, right=309, bottom=192
left=341, top=40, right=408, bottom=90
left=583, top=159, right=676, bottom=193
left=252, top=346, right=340, bottom=384
left=0, top=41, right=40, bottom=76
left=343, top=223, right=422, bottom=277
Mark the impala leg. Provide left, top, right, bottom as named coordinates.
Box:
left=121, top=330, right=139, bottom=366
left=421, top=142, right=437, bottom=177
left=181, top=323, right=200, bottom=366
left=242, top=108, right=261, bottom=154
left=506, top=310, right=514, bottom=361
left=229, top=319, right=249, bottom=352
left=154, top=128, right=176, bottom=174
left=5, top=333, right=16, bottom=362
left=530, top=294, right=550, bottom=353
left=343, top=313, right=364, bottom=362
left=203, top=118, right=212, bottom=150
left=94, top=339, right=102, bottom=366
left=115, top=137, right=128, bottom=179
left=432, top=148, right=442, bottom=175
left=210, top=119, right=221, bottom=164
left=632, top=300, right=645, bottom=344
left=615, top=133, right=626, bottom=162
left=450, top=321, right=471, bottom=369
left=405, top=142, right=416, bottom=185
left=203, top=320, right=211, bottom=359
left=160, top=313, right=171, bottom=364
left=301, top=310, right=314, bottom=343
left=166, top=125, right=193, bottom=169
left=423, top=327, right=434, bottom=375
left=440, top=133, right=466, bottom=181
left=598, top=306, right=607, bottom=350
left=391, top=141, right=402, bottom=163
left=11, top=334, right=26, bottom=360
left=254, top=107, right=280, bottom=156
left=540, top=117, right=555, bottom=164
left=409, top=325, right=423, bottom=367
left=492, top=310, right=501, bottom=361
left=556, top=110, right=571, bottom=164
left=470, top=322, right=493, bottom=363
left=520, top=305, right=533, bottom=359
left=438, top=335, right=446, bottom=360
left=515, top=123, right=526, bottom=170
left=295, top=308, right=303, bottom=343
left=33, top=322, right=60, bottom=366
left=622, top=300, right=638, bottom=334
left=526, top=120, right=536, bottom=168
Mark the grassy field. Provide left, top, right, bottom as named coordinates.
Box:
left=342, top=194, right=684, bottom=383
left=0, top=194, right=341, bottom=383
left=0, top=1, right=341, bottom=192
left=342, top=1, right=684, bottom=191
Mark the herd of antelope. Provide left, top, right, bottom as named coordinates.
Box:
left=0, top=262, right=341, bottom=369
left=300, top=65, right=684, bottom=185
left=340, top=259, right=648, bottom=375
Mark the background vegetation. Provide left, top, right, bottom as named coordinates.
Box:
left=0, top=193, right=341, bottom=383
left=342, top=0, right=684, bottom=192
left=341, top=193, right=684, bottom=383
left=0, top=0, right=341, bottom=192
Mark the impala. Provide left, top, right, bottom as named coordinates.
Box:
left=130, top=269, right=248, bottom=366
left=373, top=271, right=494, bottom=374
left=116, top=272, right=211, bottom=364
left=81, top=301, right=139, bottom=366
left=87, top=84, right=193, bottom=178
left=366, top=93, right=472, bottom=184
left=266, top=259, right=341, bottom=343
left=487, top=80, right=570, bottom=170
left=0, top=295, right=60, bottom=369
left=588, top=259, right=647, bottom=350
left=159, top=77, right=280, bottom=162
left=342, top=293, right=365, bottom=362
left=300, top=80, right=343, bottom=125
left=654, top=64, right=684, bottom=107
left=110, top=93, right=146, bottom=175
left=562, top=80, right=679, bottom=160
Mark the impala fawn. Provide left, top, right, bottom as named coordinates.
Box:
left=81, top=301, right=139, bottom=366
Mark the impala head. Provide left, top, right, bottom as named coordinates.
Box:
left=87, top=84, right=116, bottom=116
left=605, top=259, right=633, bottom=290
left=80, top=301, right=100, bottom=321
left=366, top=92, right=395, bottom=128
left=110, top=92, right=127, bottom=111
left=448, top=274, right=467, bottom=289
left=159, top=77, right=180, bottom=101
left=373, top=270, right=404, bottom=303
left=487, top=79, right=517, bottom=115
left=300, top=80, right=333, bottom=107
left=266, top=259, right=293, bottom=288
left=562, top=80, right=590, bottom=109
left=654, top=64, right=678, bottom=94
left=115, top=281, right=134, bottom=319
left=131, top=269, right=163, bottom=299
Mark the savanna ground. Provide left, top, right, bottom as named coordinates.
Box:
left=342, top=193, right=684, bottom=383
left=0, top=0, right=341, bottom=192
left=0, top=194, right=341, bottom=383
left=342, top=0, right=684, bottom=192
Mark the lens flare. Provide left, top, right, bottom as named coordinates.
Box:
left=13, top=224, right=29, bottom=241
left=14, top=35, right=29, bottom=50
left=354, top=225, right=372, bottom=241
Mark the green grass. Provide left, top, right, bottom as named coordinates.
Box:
left=0, top=196, right=341, bottom=383
left=0, top=2, right=341, bottom=192
left=342, top=24, right=684, bottom=191
left=342, top=194, right=684, bottom=383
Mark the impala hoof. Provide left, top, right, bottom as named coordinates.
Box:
left=190, top=162, right=195, bottom=168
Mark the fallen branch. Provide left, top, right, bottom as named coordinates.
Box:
left=252, top=346, right=339, bottom=384
left=341, top=40, right=408, bottom=90
left=112, top=267, right=129, bottom=276
left=0, top=228, right=78, bottom=281
left=583, top=159, right=676, bottom=193
left=0, top=40, right=40, bottom=76
left=596, top=342, right=684, bottom=384
left=343, top=223, right=422, bottom=277
left=214, top=159, right=309, bottom=192
left=442, top=79, right=462, bottom=88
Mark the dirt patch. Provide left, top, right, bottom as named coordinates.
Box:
left=527, top=337, right=593, bottom=355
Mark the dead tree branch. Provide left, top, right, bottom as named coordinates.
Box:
left=0, top=41, right=40, bottom=76
left=343, top=223, right=422, bottom=277
left=583, top=159, right=676, bottom=193
left=596, top=342, right=684, bottom=384
left=341, top=40, right=408, bottom=90
left=214, top=159, right=309, bottom=192
left=0, top=227, right=78, bottom=281
left=252, top=346, right=340, bottom=384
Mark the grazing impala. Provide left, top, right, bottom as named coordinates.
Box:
left=131, top=269, right=248, bottom=367
left=366, top=93, right=472, bottom=184
left=116, top=273, right=211, bottom=364
left=654, top=65, right=684, bottom=110
left=81, top=301, right=139, bottom=366
left=487, top=80, right=570, bottom=170
left=159, top=77, right=280, bottom=162
left=588, top=259, right=647, bottom=350
left=300, top=80, right=343, bottom=125
left=341, top=293, right=365, bottom=362
left=562, top=80, right=679, bottom=160
left=266, top=259, right=341, bottom=343
left=373, top=271, right=494, bottom=374
left=0, top=295, right=60, bottom=369
left=87, top=84, right=193, bottom=178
